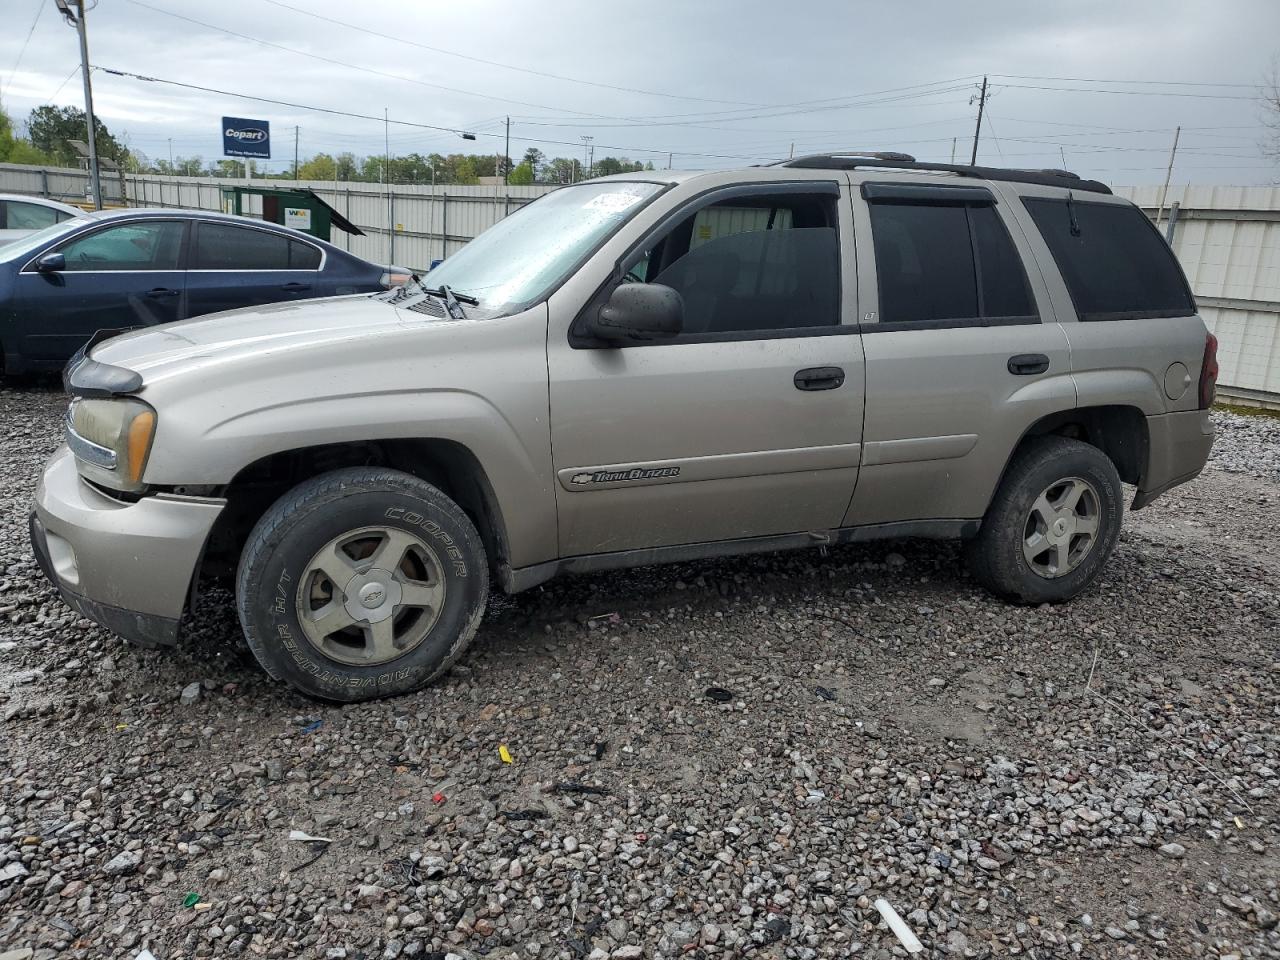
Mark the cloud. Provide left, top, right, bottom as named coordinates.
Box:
left=1, top=0, right=1276, bottom=182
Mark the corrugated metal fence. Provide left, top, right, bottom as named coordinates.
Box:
left=122, top=175, right=557, bottom=272
left=3, top=162, right=1277, bottom=405
left=0, top=161, right=556, bottom=273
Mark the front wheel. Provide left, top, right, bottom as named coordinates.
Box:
left=965, top=436, right=1123, bottom=604
left=236, top=467, right=488, bottom=701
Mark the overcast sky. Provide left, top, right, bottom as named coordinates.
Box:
left=1, top=0, right=1278, bottom=185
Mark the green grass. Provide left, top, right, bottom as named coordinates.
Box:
left=1214, top=400, right=1280, bottom=421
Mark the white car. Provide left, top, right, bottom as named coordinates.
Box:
left=0, top=194, right=86, bottom=245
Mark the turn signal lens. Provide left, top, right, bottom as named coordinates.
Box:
left=126, top=409, right=156, bottom=484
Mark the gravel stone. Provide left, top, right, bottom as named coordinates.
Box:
left=2, top=391, right=1279, bottom=959
left=101, top=851, right=141, bottom=876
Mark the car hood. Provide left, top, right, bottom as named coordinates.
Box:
left=90, top=296, right=429, bottom=382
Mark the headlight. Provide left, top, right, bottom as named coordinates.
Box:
left=66, top=398, right=157, bottom=492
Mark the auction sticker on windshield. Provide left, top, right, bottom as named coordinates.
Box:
left=584, top=188, right=651, bottom=213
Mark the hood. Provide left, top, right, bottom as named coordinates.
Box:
left=90, top=296, right=433, bottom=384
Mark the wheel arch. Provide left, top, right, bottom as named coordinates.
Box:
left=983, top=404, right=1149, bottom=518
left=200, top=437, right=513, bottom=586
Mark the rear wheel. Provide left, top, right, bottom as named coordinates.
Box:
left=236, top=467, right=488, bottom=701
left=965, top=437, right=1123, bottom=604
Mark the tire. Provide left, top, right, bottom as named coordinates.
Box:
left=965, top=436, right=1123, bottom=604
left=236, top=467, right=488, bottom=702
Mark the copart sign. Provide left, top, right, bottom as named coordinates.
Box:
left=222, top=117, right=271, bottom=159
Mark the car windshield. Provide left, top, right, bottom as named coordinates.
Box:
left=0, top=217, right=92, bottom=261
left=422, top=180, right=664, bottom=314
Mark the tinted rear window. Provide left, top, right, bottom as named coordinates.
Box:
left=869, top=200, right=1034, bottom=324
left=1023, top=198, right=1194, bottom=321
left=194, top=222, right=319, bottom=270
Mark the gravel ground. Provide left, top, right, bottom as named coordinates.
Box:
left=1, top=383, right=1277, bottom=960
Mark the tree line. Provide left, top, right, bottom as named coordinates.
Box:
left=1, top=102, right=655, bottom=184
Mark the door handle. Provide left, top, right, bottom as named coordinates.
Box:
left=281, top=282, right=311, bottom=292
left=794, top=366, right=846, bottom=391
left=1008, top=353, right=1050, bottom=376
left=145, top=287, right=179, bottom=298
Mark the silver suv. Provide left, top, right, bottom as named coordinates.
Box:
left=30, top=153, right=1217, bottom=701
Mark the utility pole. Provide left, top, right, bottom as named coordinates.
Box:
left=581, top=136, right=593, bottom=180
left=588, top=143, right=595, bottom=179
left=503, top=116, right=510, bottom=184
left=789, top=142, right=795, bottom=160
left=56, top=0, right=102, bottom=208
left=168, top=138, right=173, bottom=168
left=949, top=137, right=957, bottom=164
left=969, top=75, right=988, bottom=166
left=667, top=152, right=672, bottom=170
left=1154, top=126, right=1181, bottom=227
left=294, top=125, right=299, bottom=180
left=384, top=109, right=391, bottom=187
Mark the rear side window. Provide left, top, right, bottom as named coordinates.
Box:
left=194, top=223, right=321, bottom=270
left=869, top=200, right=1035, bottom=325
left=1023, top=198, right=1194, bottom=321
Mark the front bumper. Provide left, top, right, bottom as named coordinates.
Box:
left=1132, top=409, right=1216, bottom=509
left=31, top=446, right=226, bottom=646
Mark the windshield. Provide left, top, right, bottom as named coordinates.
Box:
left=0, top=216, right=93, bottom=262
left=423, top=181, right=664, bottom=314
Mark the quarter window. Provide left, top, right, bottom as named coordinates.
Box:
left=194, top=222, right=320, bottom=270
left=1023, top=198, right=1194, bottom=321
left=869, top=198, right=1035, bottom=325
left=623, top=192, right=840, bottom=337
left=55, top=221, right=184, bottom=271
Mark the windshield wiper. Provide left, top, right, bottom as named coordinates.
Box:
left=416, top=279, right=478, bottom=318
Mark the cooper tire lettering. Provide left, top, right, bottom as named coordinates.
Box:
left=238, top=467, right=488, bottom=702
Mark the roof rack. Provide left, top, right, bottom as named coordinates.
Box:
left=780, top=152, right=1112, bottom=195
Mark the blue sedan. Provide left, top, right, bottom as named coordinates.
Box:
left=0, top=208, right=407, bottom=374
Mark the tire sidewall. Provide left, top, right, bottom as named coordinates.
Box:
left=241, top=483, right=487, bottom=701
left=1000, top=449, right=1122, bottom=603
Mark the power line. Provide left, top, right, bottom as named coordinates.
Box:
left=48, top=63, right=82, bottom=102
left=2, top=0, right=45, bottom=100
left=97, top=67, right=787, bottom=163
left=995, top=82, right=1261, bottom=101
left=990, top=73, right=1262, bottom=89
left=122, top=0, right=660, bottom=123
left=534, top=77, right=983, bottom=125
left=257, top=0, right=765, bottom=108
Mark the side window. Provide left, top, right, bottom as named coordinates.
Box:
left=193, top=223, right=292, bottom=270
left=289, top=239, right=322, bottom=269
left=1023, top=198, right=1194, bottom=321
left=626, top=192, right=840, bottom=337
left=4, top=201, right=61, bottom=231
left=56, top=221, right=184, bottom=271
left=869, top=199, right=1035, bottom=325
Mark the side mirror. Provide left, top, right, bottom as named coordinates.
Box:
left=587, top=283, right=683, bottom=343
left=36, top=252, right=66, bottom=272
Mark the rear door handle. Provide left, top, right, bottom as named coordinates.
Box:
left=1008, top=353, right=1050, bottom=376
left=145, top=287, right=179, bottom=298
left=794, top=366, right=846, bottom=391
left=281, top=282, right=311, bottom=292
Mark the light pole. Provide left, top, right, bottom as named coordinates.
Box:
left=56, top=0, right=102, bottom=209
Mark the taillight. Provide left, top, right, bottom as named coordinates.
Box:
left=1198, top=332, right=1219, bottom=409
